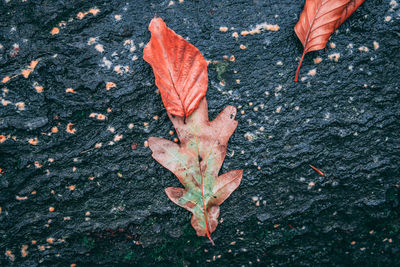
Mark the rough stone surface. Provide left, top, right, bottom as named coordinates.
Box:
left=1, top=0, right=399, bottom=266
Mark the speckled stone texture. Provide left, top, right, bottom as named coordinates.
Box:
left=1, top=0, right=399, bottom=266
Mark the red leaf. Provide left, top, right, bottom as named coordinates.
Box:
left=143, top=17, right=208, bottom=118
left=294, top=0, right=365, bottom=82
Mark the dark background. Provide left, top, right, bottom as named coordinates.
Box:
left=1, top=0, right=399, bottom=266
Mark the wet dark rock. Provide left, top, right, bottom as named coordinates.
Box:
left=1, top=0, right=400, bottom=266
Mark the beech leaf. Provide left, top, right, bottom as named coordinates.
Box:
left=294, top=0, right=365, bottom=82
left=149, top=98, right=242, bottom=245
left=143, top=17, right=208, bottom=118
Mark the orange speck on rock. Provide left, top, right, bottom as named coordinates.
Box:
left=89, top=8, right=100, bottom=15
left=0, top=135, right=6, bottom=143
left=229, top=55, right=236, bottom=62
left=107, top=108, right=112, bottom=113
left=314, top=57, right=323, bottom=64
left=173, top=138, right=178, bottom=143
left=31, top=240, right=37, bottom=245
left=34, top=161, right=42, bottom=168
left=49, top=207, right=55, bottom=212
left=34, top=85, right=44, bottom=93
left=94, top=143, right=102, bottom=148
left=51, top=27, right=60, bottom=35
left=240, top=44, right=247, bottom=50
left=219, top=26, right=228, bottom=32
left=97, top=114, right=106, bottom=120
left=241, top=30, right=249, bottom=36
left=38, top=245, right=45, bottom=251
left=274, top=224, right=280, bottom=228
left=16, top=195, right=28, bottom=200
left=31, top=190, right=36, bottom=194
left=28, top=137, right=38, bottom=145
left=66, top=123, right=76, bottom=134
left=106, top=82, right=116, bottom=90
left=329, top=42, right=336, bottom=49
left=169, top=130, right=174, bottom=135
left=114, top=134, right=123, bottom=142
left=66, top=88, right=75, bottom=93
left=29, top=60, right=39, bottom=70
left=144, top=141, right=149, bottom=147
left=117, top=172, right=123, bottom=178
left=1, top=76, right=10, bottom=83
left=5, top=250, right=15, bottom=261
left=46, top=238, right=54, bottom=244
left=232, top=32, right=239, bottom=38
left=21, top=69, right=32, bottom=78
left=308, top=69, right=317, bottom=76
left=77, top=12, right=85, bottom=19
left=15, top=102, right=25, bottom=111
left=373, top=41, right=379, bottom=50
left=95, top=44, right=104, bottom=53
left=68, top=185, right=76, bottom=191
left=89, top=113, right=96, bottom=118
left=153, top=115, right=159, bottom=120
left=71, top=264, right=77, bottom=267
left=51, top=126, right=58, bottom=133
left=88, top=176, right=95, bottom=180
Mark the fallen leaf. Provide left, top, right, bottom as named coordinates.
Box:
left=149, top=98, right=242, bottom=245
left=145, top=17, right=242, bottom=245
left=143, top=17, right=208, bottom=118
left=294, top=0, right=365, bottom=81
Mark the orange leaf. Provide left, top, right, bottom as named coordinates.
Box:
left=143, top=17, right=208, bottom=118
left=294, top=0, right=365, bottom=82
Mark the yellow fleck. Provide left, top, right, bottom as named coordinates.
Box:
left=51, top=27, right=60, bottom=35
left=117, top=172, right=123, bottom=177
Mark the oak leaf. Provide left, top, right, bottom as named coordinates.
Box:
left=294, top=0, right=365, bottom=82
left=149, top=99, right=242, bottom=245
left=143, top=17, right=208, bottom=118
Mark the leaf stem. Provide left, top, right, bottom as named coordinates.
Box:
left=295, top=50, right=306, bottom=82
left=195, top=136, right=215, bottom=246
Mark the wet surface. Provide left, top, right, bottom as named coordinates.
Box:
left=1, top=0, right=400, bottom=265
